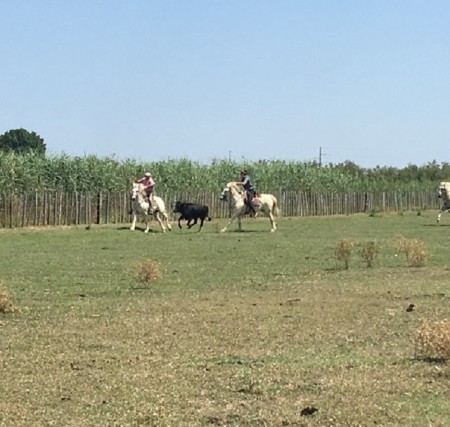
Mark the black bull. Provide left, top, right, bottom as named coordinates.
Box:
left=173, top=201, right=212, bottom=231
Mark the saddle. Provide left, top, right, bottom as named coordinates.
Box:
left=244, top=193, right=261, bottom=216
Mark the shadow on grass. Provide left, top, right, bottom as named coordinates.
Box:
left=116, top=226, right=166, bottom=233
left=411, top=356, right=448, bottom=364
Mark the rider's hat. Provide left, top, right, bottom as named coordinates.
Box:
left=144, top=172, right=152, bottom=177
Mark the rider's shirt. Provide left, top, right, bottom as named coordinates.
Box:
left=241, top=175, right=254, bottom=192
left=138, top=176, right=155, bottom=189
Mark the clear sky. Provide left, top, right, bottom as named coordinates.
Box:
left=1, top=1, right=449, bottom=168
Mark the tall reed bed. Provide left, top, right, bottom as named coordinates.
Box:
left=0, top=151, right=440, bottom=193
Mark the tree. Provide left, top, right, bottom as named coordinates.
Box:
left=0, top=128, right=46, bottom=155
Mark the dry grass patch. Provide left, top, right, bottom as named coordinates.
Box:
left=0, top=281, right=18, bottom=313
left=360, top=241, right=380, bottom=268
left=335, top=238, right=356, bottom=269
left=394, top=236, right=427, bottom=267
left=130, top=259, right=162, bottom=284
left=211, top=220, right=222, bottom=233
left=415, top=318, right=450, bottom=360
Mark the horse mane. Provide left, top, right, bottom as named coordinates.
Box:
left=132, top=182, right=147, bottom=197
left=226, top=182, right=243, bottom=194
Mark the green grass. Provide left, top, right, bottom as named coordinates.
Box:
left=1, top=211, right=450, bottom=426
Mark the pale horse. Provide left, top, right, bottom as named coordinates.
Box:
left=130, top=182, right=172, bottom=233
left=219, top=182, right=280, bottom=233
left=437, top=181, right=450, bottom=223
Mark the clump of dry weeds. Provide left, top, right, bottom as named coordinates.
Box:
left=335, top=238, right=356, bottom=269
left=131, top=259, right=162, bottom=284
left=360, top=241, right=380, bottom=268
left=394, top=236, right=427, bottom=267
left=0, top=281, right=18, bottom=313
left=211, top=220, right=221, bottom=233
left=414, top=318, right=450, bottom=360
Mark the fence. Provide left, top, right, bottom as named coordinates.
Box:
left=0, top=190, right=440, bottom=228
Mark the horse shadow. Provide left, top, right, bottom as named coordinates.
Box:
left=116, top=226, right=165, bottom=233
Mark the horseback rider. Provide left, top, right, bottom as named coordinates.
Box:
left=137, top=172, right=156, bottom=214
left=235, top=169, right=257, bottom=216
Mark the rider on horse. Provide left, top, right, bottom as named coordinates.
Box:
left=137, top=172, right=156, bottom=214
left=235, top=169, right=257, bottom=216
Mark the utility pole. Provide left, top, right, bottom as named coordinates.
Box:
left=318, top=146, right=327, bottom=166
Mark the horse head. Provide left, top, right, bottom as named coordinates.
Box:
left=438, top=182, right=450, bottom=199
left=130, top=182, right=145, bottom=201
left=220, top=182, right=242, bottom=202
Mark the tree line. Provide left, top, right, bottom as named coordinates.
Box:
left=0, top=128, right=447, bottom=193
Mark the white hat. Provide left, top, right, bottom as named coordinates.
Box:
left=144, top=172, right=152, bottom=177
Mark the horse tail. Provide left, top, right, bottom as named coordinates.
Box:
left=272, top=196, right=281, bottom=217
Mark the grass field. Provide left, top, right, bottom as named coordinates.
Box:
left=1, top=212, right=450, bottom=426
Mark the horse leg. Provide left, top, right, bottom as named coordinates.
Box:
left=130, top=213, right=137, bottom=231
left=221, top=213, right=239, bottom=233
left=163, top=211, right=172, bottom=231
left=143, top=213, right=150, bottom=233
left=178, top=216, right=183, bottom=229
left=198, top=217, right=204, bottom=231
left=154, top=212, right=167, bottom=233
left=437, top=207, right=449, bottom=223
left=268, top=211, right=277, bottom=232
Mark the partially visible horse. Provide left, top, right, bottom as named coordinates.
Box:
left=130, top=182, right=172, bottom=233
left=437, top=181, right=450, bottom=223
left=219, top=182, right=280, bottom=232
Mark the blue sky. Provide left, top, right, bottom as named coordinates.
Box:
left=1, top=1, right=449, bottom=168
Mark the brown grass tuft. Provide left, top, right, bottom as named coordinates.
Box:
left=360, top=241, right=380, bottom=268
left=211, top=220, right=221, bottom=233
left=131, top=259, right=162, bottom=284
left=0, top=282, right=18, bottom=313
left=414, top=318, right=450, bottom=360
left=335, top=238, right=356, bottom=269
left=394, top=236, right=427, bottom=267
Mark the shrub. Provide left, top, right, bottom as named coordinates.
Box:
left=368, top=208, right=382, bottom=217
left=360, top=241, right=380, bottom=268
left=131, top=259, right=162, bottom=284
left=211, top=220, right=221, bottom=233
left=0, top=282, right=18, bottom=313
left=335, top=238, right=356, bottom=270
left=414, top=318, right=450, bottom=360
left=394, top=236, right=427, bottom=267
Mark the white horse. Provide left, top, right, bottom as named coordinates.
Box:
left=437, top=181, right=450, bottom=223
left=219, top=182, right=280, bottom=233
left=130, top=182, right=172, bottom=233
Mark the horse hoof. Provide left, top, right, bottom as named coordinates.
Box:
left=220, top=229, right=226, bottom=233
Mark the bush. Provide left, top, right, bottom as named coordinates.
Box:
left=414, top=318, right=450, bottom=360
left=0, top=282, right=18, bottom=313
left=335, top=238, right=356, bottom=270
left=394, top=236, right=427, bottom=267
left=360, top=241, right=380, bottom=268
left=131, top=259, right=162, bottom=284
